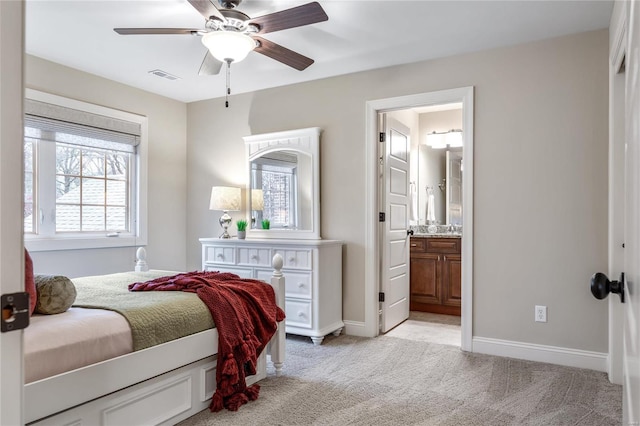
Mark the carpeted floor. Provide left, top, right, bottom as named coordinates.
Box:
left=177, top=332, right=622, bottom=426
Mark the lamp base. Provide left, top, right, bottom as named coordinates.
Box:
left=219, top=212, right=232, bottom=239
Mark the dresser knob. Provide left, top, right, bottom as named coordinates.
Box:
left=289, top=257, right=296, bottom=262
left=217, top=253, right=223, bottom=258
left=298, top=282, right=305, bottom=288
left=251, top=255, right=258, bottom=260
left=297, top=312, right=305, bottom=318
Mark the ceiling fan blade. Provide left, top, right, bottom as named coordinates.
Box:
left=114, top=28, right=200, bottom=35
left=248, top=2, right=328, bottom=34
left=253, top=36, right=314, bottom=71
left=199, top=51, right=223, bottom=76
left=187, top=0, right=224, bottom=21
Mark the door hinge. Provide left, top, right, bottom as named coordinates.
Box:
left=379, top=292, right=385, bottom=302
left=379, top=212, right=385, bottom=222
left=1, top=292, right=30, bottom=332
left=379, top=132, right=385, bottom=142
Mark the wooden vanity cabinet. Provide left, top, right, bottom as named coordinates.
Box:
left=410, top=237, right=461, bottom=316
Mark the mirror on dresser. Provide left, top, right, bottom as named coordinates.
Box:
left=243, top=127, right=321, bottom=240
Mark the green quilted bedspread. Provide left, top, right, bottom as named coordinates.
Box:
left=72, top=270, right=214, bottom=351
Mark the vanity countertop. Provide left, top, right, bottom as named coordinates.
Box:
left=412, top=233, right=462, bottom=239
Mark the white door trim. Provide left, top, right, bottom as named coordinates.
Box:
left=0, top=0, right=26, bottom=424
left=364, top=87, right=474, bottom=351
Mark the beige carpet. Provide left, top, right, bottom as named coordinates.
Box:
left=177, top=332, right=621, bottom=426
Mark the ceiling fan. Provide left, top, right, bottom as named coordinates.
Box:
left=114, top=0, right=329, bottom=76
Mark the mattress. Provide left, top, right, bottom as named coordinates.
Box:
left=25, top=307, right=132, bottom=383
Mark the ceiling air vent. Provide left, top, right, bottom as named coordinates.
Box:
left=148, top=69, right=180, bottom=81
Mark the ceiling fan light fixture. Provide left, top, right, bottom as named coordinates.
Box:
left=201, top=31, right=256, bottom=63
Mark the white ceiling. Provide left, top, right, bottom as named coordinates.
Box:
left=25, top=0, right=613, bottom=103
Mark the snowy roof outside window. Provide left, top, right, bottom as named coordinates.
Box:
left=25, top=175, right=127, bottom=232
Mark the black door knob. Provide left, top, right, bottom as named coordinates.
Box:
left=407, top=229, right=414, bottom=236
left=590, top=272, right=625, bottom=303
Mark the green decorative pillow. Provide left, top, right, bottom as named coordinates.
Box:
left=34, top=275, right=77, bottom=315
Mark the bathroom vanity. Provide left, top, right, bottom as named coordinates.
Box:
left=409, top=235, right=461, bottom=316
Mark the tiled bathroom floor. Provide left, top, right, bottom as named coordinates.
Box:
left=384, top=311, right=461, bottom=346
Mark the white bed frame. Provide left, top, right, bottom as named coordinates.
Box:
left=24, top=249, right=286, bottom=425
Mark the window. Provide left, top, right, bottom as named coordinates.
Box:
left=24, top=90, right=147, bottom=251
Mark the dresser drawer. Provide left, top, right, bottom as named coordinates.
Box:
left=203, top=245, right=235, bottom=264
left=255, top=269, right=311, bottom=299
left=284, top=299, right=312, bottom=329
left=274, top=249, right=312, bottom=270
left=283, top=271, right=312, bottom=299
left=204, top=265, right=253, bottom=279
left=237, top=247, right=271, bottom=267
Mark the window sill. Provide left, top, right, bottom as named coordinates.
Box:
left=25, top=235, right=147, bottom=252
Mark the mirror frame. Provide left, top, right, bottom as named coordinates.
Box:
left=243, top=127, right=321, bottom=240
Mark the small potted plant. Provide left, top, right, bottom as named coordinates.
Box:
left=236, top=219, right=248, bottom=239
left=261, top=219, right=270, bottom=230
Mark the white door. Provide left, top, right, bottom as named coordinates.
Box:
left=624, top=1, right=640, bottom=422
left=0, top=0, right=25, bottom=424
left=380, top=116, right=410, bottom=333
left=445, top=151, right=463, bottom=226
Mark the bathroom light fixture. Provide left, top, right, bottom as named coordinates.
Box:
left=209, top=186, right=241, bottom=239
left=426, top=129, right=463, bottom=149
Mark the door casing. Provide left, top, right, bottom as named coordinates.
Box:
left=0, top=0, right=26, bottom=424
left=364, top=87, right=474, bottom=351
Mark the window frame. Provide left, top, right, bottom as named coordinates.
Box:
left=24, top=89, right=148, bottom=252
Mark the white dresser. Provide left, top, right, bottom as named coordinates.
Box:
left=199, top=238, right=343, bottom=345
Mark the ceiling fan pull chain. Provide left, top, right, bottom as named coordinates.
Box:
left=225, top=59, right=232, bottom=108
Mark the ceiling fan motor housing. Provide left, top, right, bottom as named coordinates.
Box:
left=219, top=0, right=242, bottom=9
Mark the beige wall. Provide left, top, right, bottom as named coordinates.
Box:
left=187, top=29, right=609, bottom=352
left=25, top=56, right=188, bottom=277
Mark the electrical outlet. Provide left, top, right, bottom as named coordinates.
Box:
left=535, top=305, right=547, bottom=323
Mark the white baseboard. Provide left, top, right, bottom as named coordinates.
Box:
left=343, top=320, right=370, bottom=337
left=473, top=337, right=607, bottom=372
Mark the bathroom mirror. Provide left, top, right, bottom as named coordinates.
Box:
left=243, top=127, right=321, bottom=240
left=417, top=144, right=463, bottom=226
left=414, top=104, right=464, bottom=229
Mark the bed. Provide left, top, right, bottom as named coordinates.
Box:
left=23, top=248, right=286, bottom=425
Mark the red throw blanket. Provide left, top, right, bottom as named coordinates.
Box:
left=129, top=271, right=285, bottom=412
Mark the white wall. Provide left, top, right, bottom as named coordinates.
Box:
left=25, top=56, right=188, bottom=277
left=187, top=29, right=609, bottom=353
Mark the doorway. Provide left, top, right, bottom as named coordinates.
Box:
left=381, top=104, right=464, bottom=345
left=364, top=87, right=474, bottom=351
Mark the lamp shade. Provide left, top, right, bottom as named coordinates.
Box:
left=251, top=189, right=264, bottom=211
left=201, top=31, right=256, bottom=63
left=209, top=186, right=241, bottom=211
